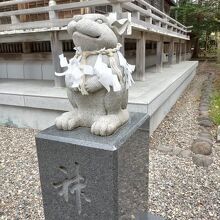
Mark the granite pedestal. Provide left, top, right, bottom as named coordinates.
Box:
left=36, top=113, right=164, bottom=220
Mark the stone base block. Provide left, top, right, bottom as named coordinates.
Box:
left=36, top=113, right=150, bottom=220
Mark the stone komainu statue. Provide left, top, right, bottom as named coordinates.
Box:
left=55, top=14, right=135, bottom=136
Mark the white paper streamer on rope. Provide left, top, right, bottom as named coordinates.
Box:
left=117, top=51, right=135, bottom=89
left=55, top=46, right=135, bottom=93
left=59, top=54, right=68, bottom=68
left=94, top=54, right=121, bottom=92
left=55, top=54, right=85, bottom=88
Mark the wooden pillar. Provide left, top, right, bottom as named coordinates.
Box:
left=133, top=11, right=140, bottom=20
left=184, top=42, right=187, bottom=61
left=49, top=0, right=64, bottom=87
left=168, top=39, right=174, bottom=65
left=186, top=41, right=189, bottom=60
left=134, top=32, right=145, bottom=81
left=156, top=39, right=164, bottom=72
left=176, top=41, right=181, bottom=63
left=20, top=2, right=32, bottom=54
left=111, top=1, right=124, bottom=55
left=178, top=43, right=181, bottom=62
left=118, top=36, right=125, bottom=55
left=180, top=41, right=182, bottom=62
left=22, top=42, right=32, bottom=53
left=18, top=3, right=32, bottom=54
left=50, top=32, right=65, bottom=87
left=189, top=41, right=192, bottom=59
left=145, top=9, right=152, bottom=24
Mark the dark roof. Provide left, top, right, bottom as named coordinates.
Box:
left=165, top=0, right=176, bottom=6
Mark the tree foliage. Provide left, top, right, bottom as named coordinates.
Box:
left=172, top=0, right=220, bottom=36
left=171, top=0, right=220, bottom=57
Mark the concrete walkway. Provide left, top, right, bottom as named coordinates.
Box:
left=0, top=61, right=198, bottom=133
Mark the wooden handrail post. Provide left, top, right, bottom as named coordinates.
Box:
left=49, top=0, right=56, bottom=6
left=49, top=0, right=57, bottom=20
left=11, top=15, right=20, bottom=24
left=157, top=21, right=161, bottom=27
left=162, top=18, right=168, bottom=29
left=133, top=11, right=140, bottom=20
left=145, top=9, right=152, bottom=24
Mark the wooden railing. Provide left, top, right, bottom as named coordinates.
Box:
left=0, top=0, right=190, bottom=39
left=123, top=0, right=190, bottom=39
left=0, top=0, right=43, bottom=7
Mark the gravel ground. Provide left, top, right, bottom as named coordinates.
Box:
left=0, top=62, right=220, bottom=220
left=150, top=62, right=206, bottom=151
left=0, top=128, right=43, bottom=220
left=149, top=61, right=220, bottom=220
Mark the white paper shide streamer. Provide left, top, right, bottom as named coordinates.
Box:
left=55, top=45, right=135, bottom=94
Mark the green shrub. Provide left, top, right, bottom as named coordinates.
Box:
left=210, top=92, right=220, bottom=125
